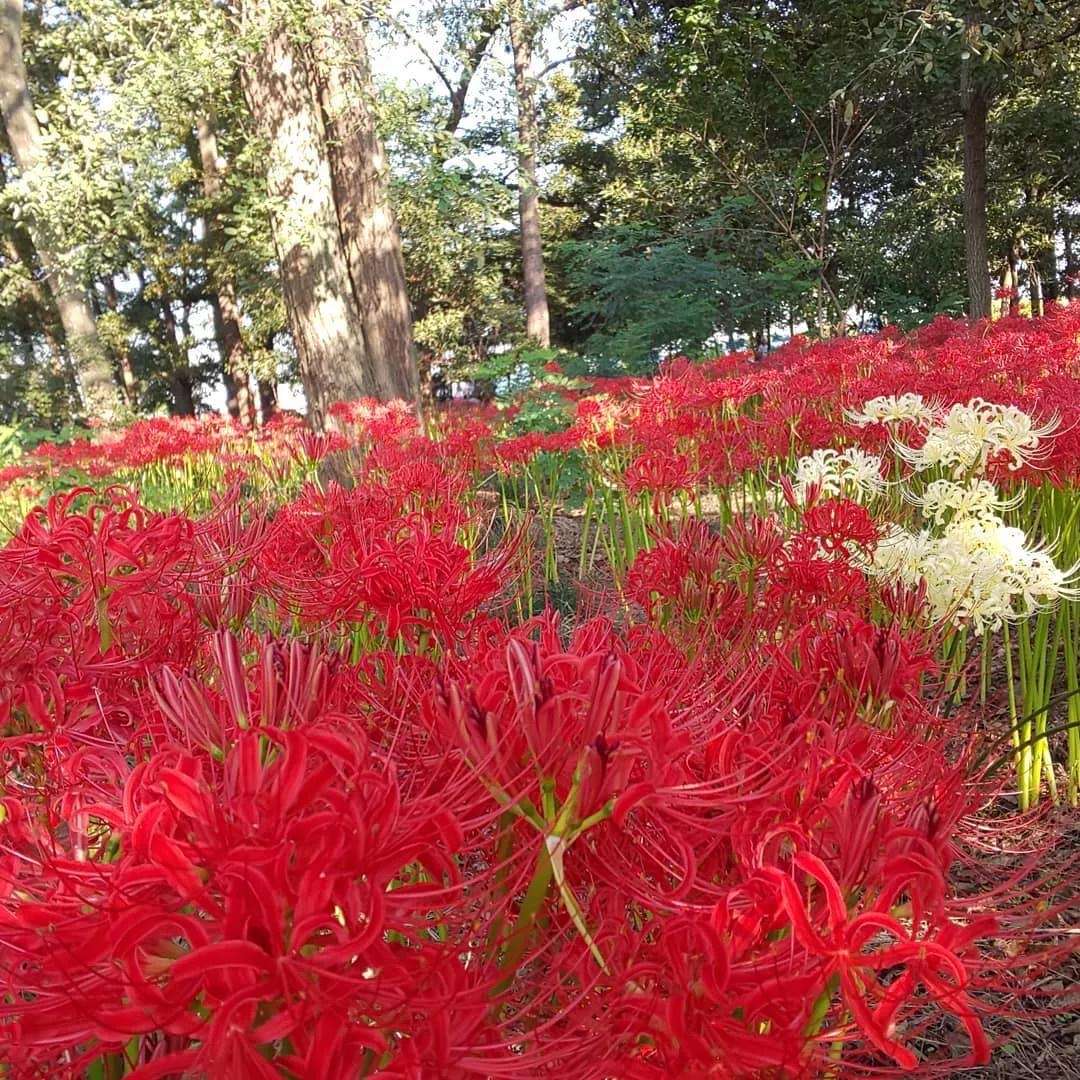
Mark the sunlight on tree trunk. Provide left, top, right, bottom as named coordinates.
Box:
left=309, top=1, right=417, bottom=403
left=240, top=4, right=374, bottom=429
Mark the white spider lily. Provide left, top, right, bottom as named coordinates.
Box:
left=908, top=478, right=1020, bottom=526
left=847, top=393, right=938, bottom=427
left=870, top=514, right=1074, bottom=632
left=893, top=400, right=1058, bottom=475
left=792, top=447, right=886, bottom=504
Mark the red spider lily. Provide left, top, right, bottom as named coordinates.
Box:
left=424, top=614, right=689, bottom=827
left=257, top=478, right=515, bottom=646
left=0, top=489, right=203, bottom=736
left=768, top=531, right=870, bottom=616
left=626, top=519, right=729, bottom=624
left=623, top=450, right=694, bottom=500
left=289, top=428, right=350, bottom=464
left=801, top=497, right=879, bottom=557
left=0, top=640, right=470, bottom=1077
left=30, top=415, right=246, bottom=475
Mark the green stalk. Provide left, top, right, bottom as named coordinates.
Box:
left=1002, top=622, right=1025, bottom=811
left=578, top=491, right=594, bottom=579
left=1063, top=602, right=1080, bottom=806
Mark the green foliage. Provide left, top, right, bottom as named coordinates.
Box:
left=1, top=0, right=281, bottom=421
left=563, top=225, right=733, bottom=366
left=0, top=424, right=21, bottom=465
left=380, top=82, right=521, bottom=374
left=0, top=341, right=77, bottom=429
left=563, top=217, right=816, bottom=367
left=463, top=344, right=552, bottom=389
left=2, top=0, right=1079, bottom=432
left=507, top=392, right=572, bottom=435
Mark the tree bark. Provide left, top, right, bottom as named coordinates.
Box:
left=168, top=370, right=196, bottom=417
left=1029, top=266, right=1043, bottom=317
left=240, top=3, right=376, bottom=429
left=308, top=4, right=417, bottom=403
left=0, top=0, right=124, bottom=421
left=195, top=114, right=253, bottom=426
left=960, top=23, right=991, bottom=321
left=507, top=0, right=551, bottom=347
left=208, top=292, right=251, bottom=422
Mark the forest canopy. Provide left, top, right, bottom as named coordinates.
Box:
left=1, top=0, right=1078, bottom=430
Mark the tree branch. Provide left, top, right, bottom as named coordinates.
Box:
left=445, top=6, right=502, bottom=133
left=536, top=53, right=578, bottom=79
left=382, top=14, right=456, bottom=99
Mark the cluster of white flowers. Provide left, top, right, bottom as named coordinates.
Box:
left=792, top=447, right=886, bottom=503
left=889, top=398, right=1058, bottom=475
left=871, top=515, right=1072, bottom=631
left=794, top=396, right=1069, bottom=629
left=847, top=393, right=938, bottom=427
left=909, top=477, right=1017, bottom=526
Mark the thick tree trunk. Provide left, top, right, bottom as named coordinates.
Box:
left=0, top=0, right=124, bottom=421
left=169, top=371, right=196, bottom=417
left=195, top=115, right=253, bottom=426
left=240, top=4, right=375, bottom=429
left=221, top=363, right=243, bottom=422
left=309, top=6, right=417, bottom=403
left=960, top=31, right=991, bottom=321
left=507, top=0, right=551, bottom=347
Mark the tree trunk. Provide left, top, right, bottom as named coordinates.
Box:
left=195, top=114, right=253, bottom=426
left=1000, top=238, right=1020, bottom=316
left=209, top=292, right=251, bottom=423
left=960, top=28, right=991, bottom=321
left=1038, top=245, right=1058, bottom=305
left=240, top=3, right=375, bottom=429
left=308, top=5, right=417, bottom=403
left=169, top=370, right=196, bottom=417
left=221, top=363, right=242, bottom=422
left=1064, top=224, right=1078, bottom=299
left=257, top=378, right=277, bottom=425
left=507, top=0, right=551, bottom=347
left=0, top=0, right=124, bottom=421
left=157, top=297, right=195, bottom=416
left=417, top=348, right=435, bottom=413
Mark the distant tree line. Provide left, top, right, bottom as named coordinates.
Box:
left=1, top=0, right=1078, bottom=429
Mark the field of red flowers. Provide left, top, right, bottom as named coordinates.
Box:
left=1, top=310, right=1079, bottom=1078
